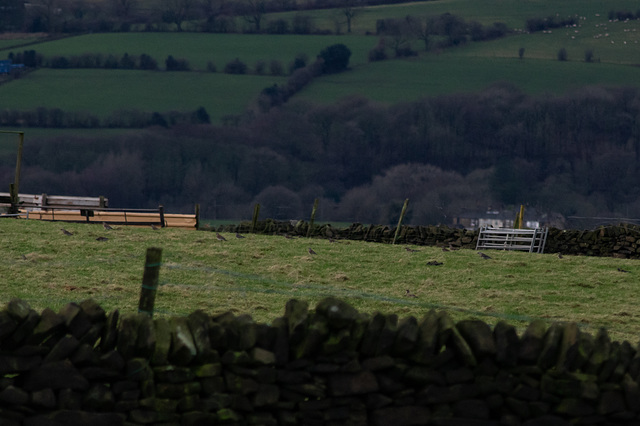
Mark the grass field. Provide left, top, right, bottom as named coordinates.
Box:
left=0, top=68, right=290, bottom=119
left=295, top=54, right=640, bottom=104
left=2, top=219, right=640, bottom=344
left=22, top=33, right=376, bottom=70
left=259, top=0, right=640, bottom=34
left=1, top=0, right=640, bottom=124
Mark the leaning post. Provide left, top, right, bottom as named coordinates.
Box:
left=251, top=203, right=260, bottom=234
left=138, top=247, right=163, bottom=318
left=392, top=198, right=410, bottom=245
left=306, top=198, right=319, bottom=238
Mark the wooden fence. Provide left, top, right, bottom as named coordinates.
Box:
left=0, top=193, right=198, bottom=229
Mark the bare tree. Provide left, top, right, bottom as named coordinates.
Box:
left=340, top=0, right=361, bottom=33
left=382, top=18, right=413, bottom=57
left=240, top=0, right=265, bottom=32
left=407, top=15, right=434, bottom=51
left=111, top=0, right=137, bottom=18
left=27, top=0, right=63, bottom=32
left=160, top=0, right=196, bottom=31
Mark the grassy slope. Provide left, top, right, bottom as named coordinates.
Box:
left=25, top=33, right=376, bottom=70
left=0, top=68, right=288, bottom=118
left=2, top=219, right=640, bottom=343
left=1, top=0, right=640, bottom=123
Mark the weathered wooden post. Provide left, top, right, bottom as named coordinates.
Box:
left=138, top=247, right=163, bottom=318
left=392, top=198, right=410, bottom=245
left=194, top=203, right=201, bottom=230
left=1, top=131, right=24, bottom=214
left=514, top=205, right=525, bottom=229
left=307, top=198, right=319, bottom=238
left=159, top=205, right=165, bottom=228
left=251, top=203, right=260, bottom=233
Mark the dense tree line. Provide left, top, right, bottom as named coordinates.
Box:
left=7, top=84, right=640, bottom=224
left=0, top=107, right=210, bottom=128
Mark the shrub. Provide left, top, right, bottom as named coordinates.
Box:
left=318, top=44, right=351, bottom=74
left=255, top=59, right=266, bottom=75
left=395, top=47, right=417, bottom=57
left=584, top=49, right=594, bottom=63
left=288, top=53, right=307, bottom=74
left=270, top=60, right=284, bottom=76
left=50, top=56, right=70, bottom=68
left=267, top=19, right=289, bottom=34
left=292, top=14, right=313, bottom=34
left=104, top=55, right=119, bottom=69
left=139, top=54, right=158, bottom=70
left=557, top=47, right=568, bottom=61
left=368, top=47, right=387, bottom=62
left=166, top=55, right=190, bottom=71
left=120, top=53, right=135, bottom=69
left=224, top=58, right=248, bottom=74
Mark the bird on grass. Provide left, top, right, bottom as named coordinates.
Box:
left=557, top=253, right=564, bottom=259
left=103, top=222, right=114, bottom=230
left=478, top=252, right=492, bottom=260
left=96, top=236, right=109, bottom=242
left=618, top=268, right=630, bottom=273
left=216, top=233, right=227, bottom=241
left=405, top=289, right=418, bottom=298
left=236, top=233, right=245, bottom=239
left=442, top=247, right=450, bottom=252
left=427, top=260, right=443, bottom=266
left=61, top=228, right=73, bottom=236
left=151, top=224, right=160, bottom=230
left=308, top=248, right=317, bottom=255
left=405, top=247, right=419, bottom=253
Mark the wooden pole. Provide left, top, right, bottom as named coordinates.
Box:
left=14, top=132, right=24, bottom=196
left=392, top=198, right=410, bottom=245
left=138, top=247, right=163, bottom=318
left=194, top=204, right=200, bottom=230
left=306, top=198, right=319, bottom=238
left=159, top=205, right=165, bottom=227
left=251, top=203, right=260, bottom=233
left=9, top=183, right=17, bottom=215
left=1, top=131, right=24, bottom=215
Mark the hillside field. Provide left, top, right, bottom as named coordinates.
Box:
left=2, top=219, right=640, bottom=344
left=1, top=0, right=640, bottom=123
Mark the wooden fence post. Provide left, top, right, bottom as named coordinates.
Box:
left=307, top=198, right=319, bottom=238
left=195, top=204, right=201, bottom=230
left=251, top=203, right=260, bottom=233
left=392, top=198, right=410, bottom=245
left=159, top=205, right=165, bottom=228
left=138, top=247, right=163, bottom=318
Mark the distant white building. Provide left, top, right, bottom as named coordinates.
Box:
left=454, top=208, right=541, bottom=230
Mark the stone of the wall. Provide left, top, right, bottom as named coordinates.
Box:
left=2, top=297, right=640, bottom=425
left=218, top=220, right=640, bottom=259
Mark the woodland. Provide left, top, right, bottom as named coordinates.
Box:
left=4, top=83, right=640, bottom=225
left=2, top=0, right=640, bottom=225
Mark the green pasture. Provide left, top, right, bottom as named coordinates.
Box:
left=0, top=68, right=288, bottom=120
left=269, top=0, right=640, bottom=34
left=15, top=33, right=376, bottom=70
left=1, top=0, right=640, bottom=126
left=455, top=21, right=640, bottom=65
left=294, top=55, right=640, bottom=104
left=2, top=219, right=640, bottom=343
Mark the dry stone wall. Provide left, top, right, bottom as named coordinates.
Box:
left=1, top=297, right=640, bottom=425
left=218, top=220, right=640, bottom=258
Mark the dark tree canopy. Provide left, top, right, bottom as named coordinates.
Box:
left=318, top=44, right=351, bottom=74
